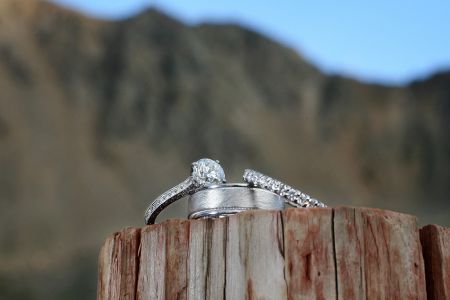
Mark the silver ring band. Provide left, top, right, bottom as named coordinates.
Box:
left=145, top=177, right=196, bottom=224
left=188, top=183, right=284, bottom=219
left=243, top=169, right=326, bottom=208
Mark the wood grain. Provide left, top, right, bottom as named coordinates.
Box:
left=283, top=207, right=335, bottom=300
left=225, top=210, right=286, bottom=299
left=97, top=207, right=446, bottom=299
left=420, top=224, right=450, bottom=300
left=187, top=218, right=226, bottom=299
left=334, top=207, right=426, bottom=300
left=97, top=227, right=140, bottom=300
left=136, top=220, right=190, bottom=300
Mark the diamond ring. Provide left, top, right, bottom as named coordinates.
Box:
left=144, top=158, right=226, bottom=224
left=243, top=169, right=326, bottom=208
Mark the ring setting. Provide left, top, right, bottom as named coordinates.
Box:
left=144, top=158, right=326, bottom=224
left=191, top=158, right=226, bottom=187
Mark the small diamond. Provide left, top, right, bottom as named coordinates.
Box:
left=281, top=185, right=291, bottom=196
left=261, top=177, right=270, bottom=188
left=270, top=181, right=280, bottom=192
left=287, top=190, right=297, bottom=200
left=309, top=198, right=319, bottom=206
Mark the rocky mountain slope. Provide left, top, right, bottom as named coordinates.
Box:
left=0, top=0, right=449, bottom=298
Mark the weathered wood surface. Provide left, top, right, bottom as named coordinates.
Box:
left=98, top=206, right=445, bottom=299
left=97, top=228, right=140, bottom=300
left=333, top=207, right=426, bottom=299
left=420, top=225, right=450, bottom=300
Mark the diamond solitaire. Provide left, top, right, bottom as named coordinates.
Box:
left=192, top=158, right=226, bottom=186
left=144, top=158, right=226, bottom=224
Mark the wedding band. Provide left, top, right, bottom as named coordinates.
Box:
left=144, top=158, right=226, bottom=224
left=188, top=183, right=284, bottom=219
left=243, top=169, right=326, bottom=208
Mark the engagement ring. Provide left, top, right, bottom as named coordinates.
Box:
left=144, top=158, right=226, bottom=224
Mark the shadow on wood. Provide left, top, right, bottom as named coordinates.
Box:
left=97, top=207, right=449, bottom=299
left=420, top=225, right=450, bottom=300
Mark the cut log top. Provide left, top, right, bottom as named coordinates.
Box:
left=97, top=207, right=450, bottom=300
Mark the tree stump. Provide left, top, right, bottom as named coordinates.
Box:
left=97, top=207, right=449, bottom=299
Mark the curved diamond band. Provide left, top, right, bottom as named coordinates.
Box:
left=144, top=158, right=226, bottom=224
left=243, top=169, right=326, bottom=208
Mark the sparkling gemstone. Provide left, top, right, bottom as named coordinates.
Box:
left=271, top=182, right=281, bottom=192
left=191, top=158, right=226, bottom=186
left=310, top=199, right=319, bottom=206
left=287, top=190, right=297, bottom=199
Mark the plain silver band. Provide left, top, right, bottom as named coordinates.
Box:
left=188, top=183, right=285, bottom=219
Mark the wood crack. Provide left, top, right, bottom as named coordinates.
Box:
left=332, top=208, right=339, bottom=300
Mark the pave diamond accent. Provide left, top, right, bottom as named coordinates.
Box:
left=243, top=169, right=326, bottom=208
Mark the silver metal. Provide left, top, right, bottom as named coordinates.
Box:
left=188, top=183, right=285, bottom=219
left=243, top=169, right=326, bottom=208
left=144, top=158, right=226, bottom=224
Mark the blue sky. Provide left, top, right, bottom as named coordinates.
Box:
left=51, top=0, right=450, bottom=84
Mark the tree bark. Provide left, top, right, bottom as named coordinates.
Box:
left=97, top=207, right=447, bottom=299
